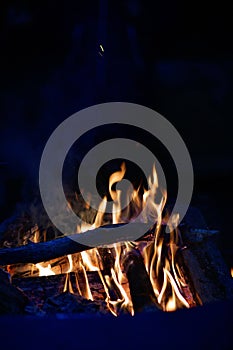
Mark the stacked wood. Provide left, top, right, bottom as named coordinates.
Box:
left=1, top=204, right=233, bottom=317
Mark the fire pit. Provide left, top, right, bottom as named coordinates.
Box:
left=1, top=163, right=232, bottom=319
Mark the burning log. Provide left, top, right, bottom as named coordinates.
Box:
left=97, top=246, right=130, bottom=313
left=122, top=247, right=161, bottom=313
left=12, top=271, right=107, bottom=312
left=0, top=223, right=155, bottom=266
left=7, top=255, right=75, bottom=278
left=0, top=236, right=90, bottom=266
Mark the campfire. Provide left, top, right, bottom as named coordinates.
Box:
left=0, top=162, right=232, bottom=316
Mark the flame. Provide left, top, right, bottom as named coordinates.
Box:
left=143, top=210, right=190, bottom=311
left=92, top=196, right=107, bottom=228
left=231, top=268, right=233, bottom=278
left=36, top=263, right=55, bottom=277
left=97, top=245, right=134, bottom=316
left=15, top=162, right=193, bottom=315
left=67, top=254, right=73, bottom=273
left=109, top=162, right=126, bottom=202
left=63, top=273, right=74, bottom=293
left=75, top=164, right=133, bottom=315
left=81, top=250, right=99, bottom=271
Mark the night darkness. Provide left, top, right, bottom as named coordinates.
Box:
left=0, top=1, right=233, bottom=348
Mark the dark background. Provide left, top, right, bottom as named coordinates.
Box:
left=0, top=1, right=232, bottom=266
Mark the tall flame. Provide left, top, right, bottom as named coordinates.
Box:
left=26, top=162, right=192, bottom=315
left=109, top=162, right=126, bottom=202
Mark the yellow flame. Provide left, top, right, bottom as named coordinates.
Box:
left=67, top=254, right=73, bottom=273
left=109, top=162, right=126, bottom=202
left=143, top=210, right=190, bottom=311
left=63, top=254, right=74, bottom=293
left=35, top=263, right=55, bottom=277
left=165, top=290, right=177, bottom=312
left=79, top=264, right=93, bottom=300
left=28, top=162, right=191, bottom=314
left=63, top=273, right=74, bottom=293
left=109, top=268, right=134, bottom=316
left=112, top=195, right=122, bottom=224
left=81, top=250, right=99, bottom=271
left=92, top=196, right=107, bottom=228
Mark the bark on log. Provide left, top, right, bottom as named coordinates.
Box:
left=8, top=256, right=74, bottom=278
left=0, top=223, right=155, bottom=266
left=12, top=271, right=106, bottom=310
left=180, top=228, right=233, bottom=304
left=0, top=236, right=90, bottom=266
left=122, top=248, right=161, bottom=313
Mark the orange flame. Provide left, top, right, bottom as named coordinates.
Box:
left=109, top=162, right=126, bottom=202
left=27, top=162, right=192, bottom=315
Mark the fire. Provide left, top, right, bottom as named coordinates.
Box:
left=16, top=162, right=193, bottom=316
left=75, top=162, right=191, bottom=314
left=143, top=212, right=190, bottom=311
left=36, top=263, right=55, bottom=277
left=96, top=243, right=134, bottom=316
left=231, top=268, right=233, bottom=278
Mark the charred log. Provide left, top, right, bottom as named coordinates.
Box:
left=0, top=223, right=155, bottom=266
left=122, top=248, right=161, bottom=313
left=180, top=228, right=233, bottom=304
left=0, top=269, right=29, bottom=314
left=12, top=271, right=106, bottom=311
left=0, top=236, right=90, bottom=266
left=97, top=247, right=124, bottom=303
left=42, top=292, right=110, bottom=315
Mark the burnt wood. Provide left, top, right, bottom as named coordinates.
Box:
left=180, top=228, right=233, bottom=304
left=0, top=236, right=90, bottom=266
left=0, top=269, right=29, bottom=314
left=12, top=271, right=106, bottom=312
left=0, top=223, right=155, bottom=266
left=122, top=248, right=161, bottom=312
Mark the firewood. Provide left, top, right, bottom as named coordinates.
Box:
left=0, top=269, right=29, bottom=314
left=122, top=248, right=161, bottom=312
left=0, top=223, right=155, bottom=266
left=8, top=255, right=76, bottom=278
left=97, top=246, right=126, bottom=304
left=180, top=228, right=233, bottom=304
left=12, top=271, right=106, bottom=311
left=42, top=292, right=110, bottom=315
left=0, top=236, right=90, bottom=266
